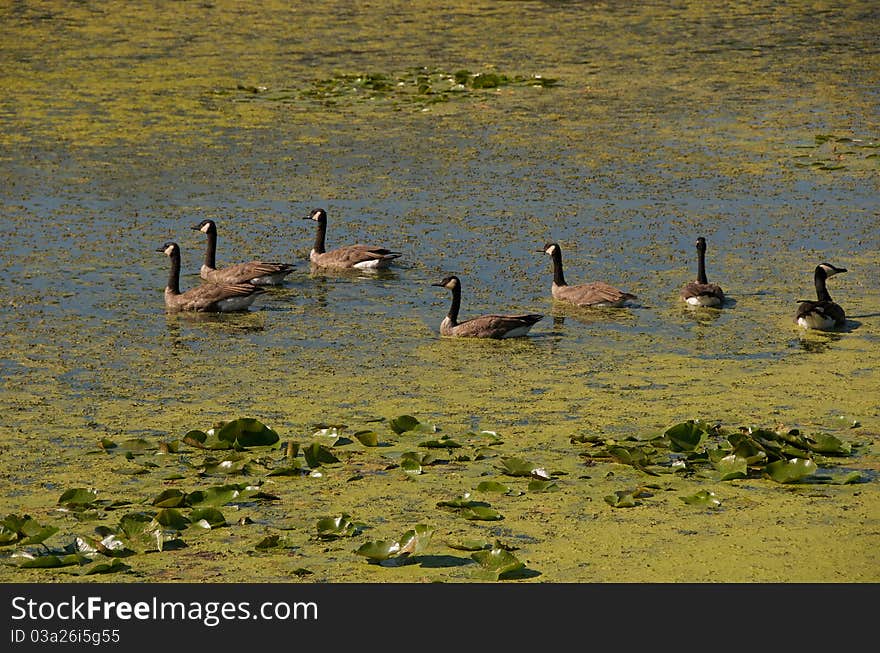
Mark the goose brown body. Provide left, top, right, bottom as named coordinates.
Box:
left=192, top=219, right=294, bottom=285
left=304, top=208, right=402, bottom=270
left=158, top=242, right=265, bottom=313
left=432, top=275, right=543, bottom=339
left=540, top=242, right=636, bottom=307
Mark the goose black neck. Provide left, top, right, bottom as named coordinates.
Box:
left=550, top=247, right=567, bottom=286
left=447, top=283, right=462, bottom=326
left=313, top=218, right=327, bottom=254
left=167, top=250, right=182, bottom=295
left=697, top=244, right=709, bottom=285
left=814, top=267, right=832, bottom=302
left=204, top=228, right=217, bottom=269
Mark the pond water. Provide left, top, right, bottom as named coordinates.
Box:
left=0, top=0, right=877, bottom=582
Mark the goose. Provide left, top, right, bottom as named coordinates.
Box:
left=157, top=242, right=265, bottom=313
left=192, top=219, right=294, bottom=285
left=431, top=275, right=544, bottom=338
left=796, top=263, right=847, bottom=330
left=539, top=242, right=637, bottom=307
left=680, top=236, right=725, bottom=307
left=303, top=208, right=402, bottom=270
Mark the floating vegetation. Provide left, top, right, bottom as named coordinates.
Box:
left=1, top=414, right=870, bottom=582
left=470, top=545, right=529, bottom=581
left=355, top=524, right=435, bottom=565
left=315, top=514, right=364, bottom=541
left=679, top=490, right=722, bottom=508
left=604, top=488, right=653, bottom=508
left=217, top=67, right=559, bottom=111
left=791, top=134, right=879, bottom=171
left=437, top=494, right=504, bottom=521
left=578, top=420, right=867, bottom=485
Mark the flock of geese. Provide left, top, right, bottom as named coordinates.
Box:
left=157, top=209, right=850, bottom=337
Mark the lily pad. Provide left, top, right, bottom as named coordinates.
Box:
left=388, top=414, right=437, bottom=435
left=189, top=508, right=226, bottom=528
left=665, top=420, right=708, bottom=452
left=74, top=558, right=130, bottom=575
left=806, top=432, right=852, bottom=455
left=303, top=442, right=340, bottom=467
left=419, top=436, right=461, bottom=449
left=353, top=430, right=379, bottom=446
left=355, top=539, right=401, bottom=562
left=765, top=458, right=818, bottom=483
left=397, top=524, right=434, bottom=556
left=679, top=490, right=722, bottom=508
left=498, top=457, right=550, bottom=479
left=152, top=489, right=187, bottom=508
left=58, top=488, right=99, bottom=507
left=316, top=514, right=361, bottom=540
left=460, top=506, right=503, bottom=521
left=217, top=418, right=280, bottom=448
left=713, top=453, right=748, bottom=481
left=470, top=547, right=526, bottom=580
left=604, top=490, right=640, bottom=508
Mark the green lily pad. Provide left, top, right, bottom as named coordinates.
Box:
left=498, top=457, right=550, bottom=479
left=446, top=539, right=492, bottom=551
left=303, top=442, right=340, bottom=467
left=527, top=479, right=559, bottom=492
left=200, top=453, right=251, bottom=476
left=397, top=524, right=434, bottom=556
left=217, top=418, right=280, bottom=448
left=460, top=506, right=503, bottom=521
left=189, top=508, right=226, bottom=528
left=154, top=508, right=190, bottom=530
left=152, top=489, right=187, bottom=508
left=765, top=458, right=818, bottom=483
left=714, top=453, right=748, bottom=481
left=389, top=414, right=437, bottom=435
left=604, top=490, right=639, bottom=508
left=58, top=488, right=99, bottom=507
left=74, top=558, right=130, bottom=575
left=806, top=432, right=852, bottom=455
left=470, top=547, right=526, bottom=580
left=355, top=539, right=402, bottom=562
left=679, top=490, right=722, bottom=508
left=399, top=456, right=423, bottom=475
left=316, top=514, right=360, bottom=540
left=15, top=553, right=85, bottom=569
left=353, top=430, right=379, bottom=446
left=664, top=420, right=708, bottom=452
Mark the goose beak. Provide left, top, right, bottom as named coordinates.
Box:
left=156, top=245, right=167, bottom=252
left=190, top=224, right=201, bottom=230
left=430, top=281, right=444, bottom=287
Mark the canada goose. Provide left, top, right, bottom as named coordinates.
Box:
left=192, top=219, right=294, bottom=285
left=796, top=263, right=847, bottom=330
left=157, top=242, right=265, bottom=313
left=540, top=242, right=637, bottom=307
left=431, top=275, right=543, bottom=338
left=303, top=208, right=402, bottom=269
left=680, top=237, right=725, bottom=307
